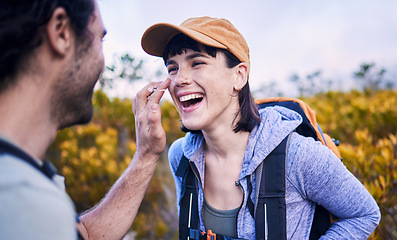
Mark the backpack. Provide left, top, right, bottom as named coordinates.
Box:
left=256, top=97, right=341, bottom=159
left=175, top=97, right=341, bottom=240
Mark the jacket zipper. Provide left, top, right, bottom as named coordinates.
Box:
left=235, top=180, right=245, bottom=238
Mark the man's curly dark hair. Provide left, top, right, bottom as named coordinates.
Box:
left=0, top=0, right=95, bottom=90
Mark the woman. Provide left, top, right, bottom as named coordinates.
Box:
left=140, top=16, right=380, bottom=239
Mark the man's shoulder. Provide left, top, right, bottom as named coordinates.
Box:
left=1, top=154, right=52, bottom=186
left=0, top=154, right=77, bottom=239
left=0, top=154, right=75, bottom=210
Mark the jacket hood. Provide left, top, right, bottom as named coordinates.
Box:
left=181, top=105, right=302, bottom=179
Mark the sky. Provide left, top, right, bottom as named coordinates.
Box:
left=97, top=0, right=397, bottom=98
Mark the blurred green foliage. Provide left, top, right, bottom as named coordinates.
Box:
left=46, top=89, right=397, bottom=239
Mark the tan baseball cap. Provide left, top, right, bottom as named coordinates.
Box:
left=141, top=16, right=250, bottom=71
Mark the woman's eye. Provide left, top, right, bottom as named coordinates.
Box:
left=192, top=61, right=204, bottom=67
left=168, top=67, right=178, bottom=74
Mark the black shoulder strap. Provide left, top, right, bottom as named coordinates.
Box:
left=309, top=205, right=332, bottom=239
left=176, top=155, right=200, bottom=240
left=249, top=132, right=332, bottom=240
left=0, top=138, right=57, bottom=180
left=253, top=134, right=289, bottom=240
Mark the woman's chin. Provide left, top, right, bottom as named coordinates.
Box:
left=181, top=121, right=201, bottom=132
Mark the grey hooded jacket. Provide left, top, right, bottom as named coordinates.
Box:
left=168, top=106, right=381, bottom=240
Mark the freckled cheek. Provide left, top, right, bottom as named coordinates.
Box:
left=167, top=82, right=176, bottom=95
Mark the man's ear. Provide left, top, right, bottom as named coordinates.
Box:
left=233, top=62, right=249, bottom=91
left=46, top=7, right=73, bottom=56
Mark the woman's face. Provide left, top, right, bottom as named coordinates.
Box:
left=166, top=49, right=243, bottom=132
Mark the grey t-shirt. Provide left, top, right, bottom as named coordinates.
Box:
left=202, top=198, right=239, bottom=238
left=0, top=152, right=77, bottom=239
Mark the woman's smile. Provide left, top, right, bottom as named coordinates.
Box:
left=178, top=92, right=204, bottom=112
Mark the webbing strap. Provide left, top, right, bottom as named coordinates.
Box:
left=176, top=155, right=190, bottom=177
left=178, top=155, right=200, bottom=240
left=189, top=228, right=202, bottom=240
left=254, top=134, right=290, bottom=240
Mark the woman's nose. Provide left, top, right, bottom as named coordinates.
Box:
left=172, top=69, right=191, bottom=87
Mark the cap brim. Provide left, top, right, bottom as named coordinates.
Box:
left=141, top=23, right=227, bottom=58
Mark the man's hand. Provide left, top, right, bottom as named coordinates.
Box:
left=79, top=79, right=171, bottom=240
left=133, top=79, right=170, bottom=157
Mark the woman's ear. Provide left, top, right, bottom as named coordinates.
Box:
left=45, top=7, right=73, bottom=57
left=234, top=62, right=249, bottom=91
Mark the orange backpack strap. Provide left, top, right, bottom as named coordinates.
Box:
left=322, top=133, right=341, bottom=159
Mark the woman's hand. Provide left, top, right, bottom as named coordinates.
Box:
left=132, top=79, right=170, bottom=157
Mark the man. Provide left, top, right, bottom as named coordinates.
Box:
left=0, top=0, right=170, bottom=239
